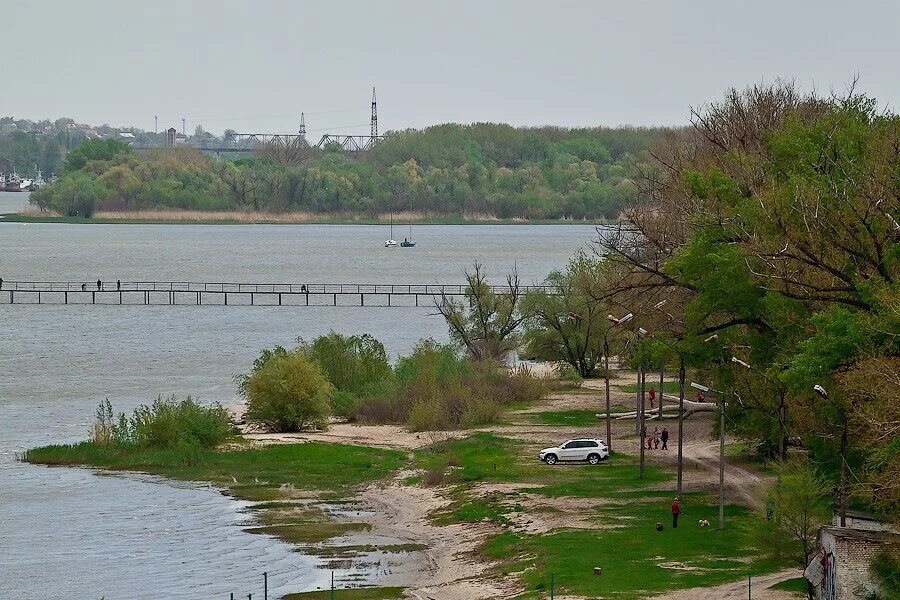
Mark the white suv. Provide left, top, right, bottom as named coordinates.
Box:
left=539, top=439, right=609, bottom=465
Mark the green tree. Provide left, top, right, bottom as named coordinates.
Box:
left=61, top=138, right=131, bottom=173
left=522, top=252, right=617, bottom=377
left=243, top=351, right=333, bottom=432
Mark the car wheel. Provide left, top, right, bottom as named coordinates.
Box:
left=544, top=454, right=558, bottom=465
left=587, top=453, right=601, bottom=465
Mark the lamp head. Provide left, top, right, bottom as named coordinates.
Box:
left=731, top=356, right=751, bottom=369
left=703, top=334, right=719, bottom=343
left=813, top=384, right=828, bottom=399
left=653, top=300, right=667, bottom=310
left=690, top=382, right=710, bottom=392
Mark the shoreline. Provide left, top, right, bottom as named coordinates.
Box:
left=0, top=210, right=610, bottom=226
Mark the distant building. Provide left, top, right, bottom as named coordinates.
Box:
left=806, top=516, right=900, bottom=600
left=166, top=127, right=177, bottom=148
left=118, top=132, right=136, bottom=146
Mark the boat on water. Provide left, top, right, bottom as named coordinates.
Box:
left=385, top=214, right=399, bottom=247
left=400, top=225, right=416, bottom=247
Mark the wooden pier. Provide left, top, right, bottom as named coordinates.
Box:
left=0, top=281, right=553, bottom=308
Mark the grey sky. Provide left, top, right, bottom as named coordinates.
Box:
left=3, top=0, right=898, bottom=135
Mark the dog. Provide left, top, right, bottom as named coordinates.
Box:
left=699, top=519, right=710, bottom=527
left=655, top=522, right=664, bottom=532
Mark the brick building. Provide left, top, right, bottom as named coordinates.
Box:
left=805, top=524, right=899, bottom=599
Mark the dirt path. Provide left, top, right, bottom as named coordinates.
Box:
left=360, top=473, right=512, bottom=600
left=651, top=569, right=799, bottom=600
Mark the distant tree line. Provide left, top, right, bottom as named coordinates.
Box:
left=30, top=123, right=668, bottom=219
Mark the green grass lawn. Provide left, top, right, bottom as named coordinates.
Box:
left=527, top=409, right=600, bottom=427
left=771, top=577, right=808, bottom=595
left=485, top=502, right=781, bottom=600
left=24, top=441, right=406, bottom=499
left=415, top=432, right=782, bottom=599
left=283, top=587, right=405, bottom=599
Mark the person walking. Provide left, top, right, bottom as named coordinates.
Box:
left=116, top=279, right=121, bottom=291
left=648, top=386, right=656, bottom=410
left=652, top=426, right=661, bottom=449
left=671, top=497, right=681, bottom=528
left=81, top=283, right=86, bottom=291
left=661, top=428, right=669, bottom=450
left=96, top=279, right=102, bottom=291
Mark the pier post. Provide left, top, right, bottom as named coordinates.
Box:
left=415, top=294, right=418, bottom=307
left=9, top=290, right=12, bottom=304
left=92, top=291, right=96, bottom=305
left=225, top=292, right=228, bottom=306
left=333, top=293, right=336, bottom=306
left=119, top=291, right=122, bottom=305
left=197, top=291, right=201, bottom=305
left=388, top=293, right=391, bottom=307
left=278, top=293, right=282, bottom=306
left=305, top=291, right=309, bottom=306
left=64, top=291, right=68, bottom=304
left=38, top=291, right=41, bottom=304
left=251, top=293, right=254, bottom=306
left=361, top=293, right=364, bottom=306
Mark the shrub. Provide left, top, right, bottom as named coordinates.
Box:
left=301, top=332, right=393, bottom=396
left=88, top=396, right=232, bottom=450
left=244, top=351, right=332, bottom=432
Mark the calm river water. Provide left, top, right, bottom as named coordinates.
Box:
left=0, top=191, right=599, bottom=599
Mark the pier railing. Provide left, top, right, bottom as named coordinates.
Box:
left=0, top=280, right=557, bottom=307
left=1, top=281, right=553, bottom=295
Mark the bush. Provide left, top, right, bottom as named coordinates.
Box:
left=355, top=340, right=547, bottom=431
left=244, top=351, right=332, bottom=432
left=89, top=396, right=232, bottom=450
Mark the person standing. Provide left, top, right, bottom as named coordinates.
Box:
left=116, top=280, right=121, bottom=291
left=648, top=386, right=656, bottom=410
left=652, top=426, right=661, bottom=449
left=671, top=497, right=681, bottom=528
left=661, top=428, right=669, bottom=450
left=97, top=279, right=102, bottom=291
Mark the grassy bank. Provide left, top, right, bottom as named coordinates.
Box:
left=25, top=440, right=406, bottom=545
left=410, top=433, right=782, bottom=599
left=24, top=440, right=405, bottom=499
left=1, top=210, right=608, bottom=226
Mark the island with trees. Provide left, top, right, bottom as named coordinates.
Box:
left=21, top=123, right=666, bottom=222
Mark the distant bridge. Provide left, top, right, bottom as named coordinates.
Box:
left=0, top=281, right=552, bottom=307
left=161, top=132, right=382, bottom=157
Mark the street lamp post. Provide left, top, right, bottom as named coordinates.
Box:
left=691, top=380, right=726, bottom=529
left=813, top=384, right=848, bottom=527
left=608, top=313, right=648, bottom=478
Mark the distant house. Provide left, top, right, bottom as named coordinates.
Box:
left=118, top=132, right=136, bottom=146
left=805, top=516, right=900, bottom=600
left=166, top=127, right=177, bottom=148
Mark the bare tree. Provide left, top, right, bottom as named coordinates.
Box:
left=434, top=262, right=526, bottom=361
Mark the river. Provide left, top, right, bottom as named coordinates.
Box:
left=0, top=191, right=600, bottom=599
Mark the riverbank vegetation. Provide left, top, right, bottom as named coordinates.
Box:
left=27, top=123, right=664, bottom=220
left=238, top=335, right=547, bottom=433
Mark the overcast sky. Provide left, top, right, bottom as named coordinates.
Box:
left=3, top=0, right=898, bottom=135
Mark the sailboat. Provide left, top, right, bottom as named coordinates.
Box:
left=401, top=225, right=416, bottom=247
left=384, top=213, right=399, bottom=247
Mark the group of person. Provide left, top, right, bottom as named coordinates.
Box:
left=645, top=426, right=669, bottom=450
left=79, top=279, right=122, bottom=291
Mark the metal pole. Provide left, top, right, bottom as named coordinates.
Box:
left=550, top=572, right=555, bottom=600
left=748, top=572, right=751, bottom=599
left=677, top=354, right=685, bottom=496
left=635, top=366, right=641, bottom=435
left=604, top=338, right=611, bottom=452
left=719, top=391, right=726, bottom=529
left=264, top=571, right=267, bottom=600
left=330, top=570, right=335, bottom=600
left=839, top=422, right=848, bottom=527
left=659, top=365, right=664, bottom=419
left=639, top=365, right=646, bottom=479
